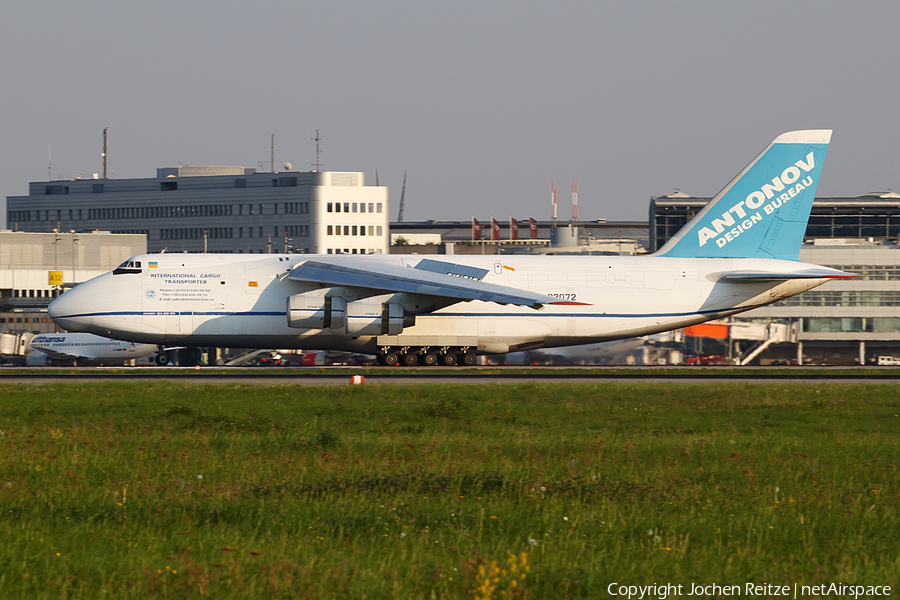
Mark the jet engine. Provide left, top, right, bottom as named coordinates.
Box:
left=345, top=301, right=404, bottom=336
left=287, top=295, right=346, bottom=330
left=287, top=294, right=406, bottom=335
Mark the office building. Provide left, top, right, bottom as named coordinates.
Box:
left=7, top=169, right=389, bottom=255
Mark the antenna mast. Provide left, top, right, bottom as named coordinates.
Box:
left=312, top=129, right=322, bottom=172
left=550, top=180, right=557, bottom=231
left=102, top=127, right=108, bottom=179
left=271, top=133, right=275, bottom=172
left=397, top=170, right=407, bottom=222
left=572, top=180, right=578, bottom=223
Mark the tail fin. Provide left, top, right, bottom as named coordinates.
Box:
left=655, top=130, right=831, bottom=260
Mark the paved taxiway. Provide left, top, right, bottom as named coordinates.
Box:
left=1, top=366, right=899, bottom=385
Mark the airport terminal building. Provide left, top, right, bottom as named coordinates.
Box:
left=6, top=168, right=389, bottom=256
left=651, top=192, right=900, bottom=363
left=1, top=230, right=146, bottom=335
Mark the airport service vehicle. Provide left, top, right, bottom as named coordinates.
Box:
left=27, top=332, right=158, bottom=366
left=48, top=130, right=853, bottom=366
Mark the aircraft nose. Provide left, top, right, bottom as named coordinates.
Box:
left=48, top=282, right=94, bottom=332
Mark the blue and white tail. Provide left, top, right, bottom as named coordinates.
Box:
left=655, top=130, right=831, bottom=260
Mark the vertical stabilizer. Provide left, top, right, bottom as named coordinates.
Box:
left=655, top=130, right=831, bottom=260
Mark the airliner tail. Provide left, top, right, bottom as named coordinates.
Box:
left=655, top=130, right=832, bottom=260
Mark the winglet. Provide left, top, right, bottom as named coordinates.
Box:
left=655, top=130, right=832, bottom=260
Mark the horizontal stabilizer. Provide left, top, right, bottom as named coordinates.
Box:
left=721, top=268, right=856, bottom=282
left=288, top=258, right=572, bottom=309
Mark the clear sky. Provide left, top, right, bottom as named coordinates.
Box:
left=2, top=1, right=898, bottom=229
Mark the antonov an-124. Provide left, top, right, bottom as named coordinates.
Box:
left=49, top=130, right=853, bottom=366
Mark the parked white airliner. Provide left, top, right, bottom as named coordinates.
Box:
left=27, top=333, right=158, bottom=366
left=49, top=130, right=853, bottom=366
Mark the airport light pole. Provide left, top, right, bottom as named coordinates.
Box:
left=53, top=229, right=61, bottom=296
left=71, top=232, right=80, bottom=287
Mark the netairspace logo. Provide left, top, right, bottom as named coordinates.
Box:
left=697, top=152, right=817, bottom=249
left=606, top=581, right=892, bottom=599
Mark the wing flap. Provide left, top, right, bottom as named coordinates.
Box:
left=287, top=258, right=574, bottom=309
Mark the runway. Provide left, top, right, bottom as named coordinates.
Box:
left=1, top=365, right=899, bottom=385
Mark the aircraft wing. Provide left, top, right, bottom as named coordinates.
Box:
left=721, top=268, right=856, bottom=282
left=32, top=346, right=93, bottom=362
left=287, top=257, right=584, bottom=309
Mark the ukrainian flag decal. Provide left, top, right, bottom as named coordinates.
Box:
left=149, top=262, right=158, bottom=268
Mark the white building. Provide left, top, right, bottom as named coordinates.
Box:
left=7, top=170, right=389, bottom=256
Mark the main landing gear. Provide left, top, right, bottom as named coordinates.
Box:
left=376, top=347, right=477, bottom=367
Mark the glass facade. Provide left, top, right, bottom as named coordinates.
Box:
left=801, top=317, right=900, bottom=333
left=650, top=197, right=900, bottom=251
left=775, top=290, right=900, bottom=307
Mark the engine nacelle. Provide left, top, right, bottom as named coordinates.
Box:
left=287, top=295, right=405, bottom=335
left=345, top=301, right=405, bottom=336
left=286, top=295, right=345, bottom=330
left=301, top=351, right=327, bottom=366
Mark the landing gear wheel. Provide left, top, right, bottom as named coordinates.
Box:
left=382, top=352, right=399, bottom=366
left=421, top=352, right=438, bottom=366
left=401, top=352, right=419, bottom=366
left=155, top=353, right=169, bottom=366
left=440, top=352, right=458, bottom=366
left=461, top=352, right=477, bottom=366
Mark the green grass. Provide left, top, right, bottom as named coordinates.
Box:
left=0, top=382, right=898, bottom=598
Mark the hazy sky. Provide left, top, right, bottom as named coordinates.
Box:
left=3, top=1, right=899, bottom=229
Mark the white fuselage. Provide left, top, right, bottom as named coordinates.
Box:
left=28, top=332, right=158, bottom=365
left=49, top=253, right=828, bottom=354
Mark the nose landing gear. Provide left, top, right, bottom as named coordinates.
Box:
left=154, top=346, right=169, bottom=366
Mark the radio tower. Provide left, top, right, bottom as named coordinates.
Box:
left=550, top=180, right=558, bottom=231
left=102, top=127, right=108, bottom=179
left=312, top=129, right=322, bottom=172
left=572, top=180, right=578, bottom=223
left=397, top=170, right=407, bottom=222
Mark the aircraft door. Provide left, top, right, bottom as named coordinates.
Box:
left=180, top=313, right=193, bottom=335
left=141, top=278, right=168, bottom=336
left=141, top=279, right=192, bottom=337
left=161, top=312, right=193, bottom=336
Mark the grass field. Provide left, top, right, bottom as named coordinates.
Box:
left=0, top=381, right=897, bottom=599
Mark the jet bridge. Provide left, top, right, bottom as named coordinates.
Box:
left=731, top=322, right=798, bottom=366
left=0, top=331, right=35, bottom=365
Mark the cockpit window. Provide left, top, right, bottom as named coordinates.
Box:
left=113, top=259, right=144, bottom=275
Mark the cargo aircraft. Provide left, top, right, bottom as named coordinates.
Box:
left=49, top=130, right=853, bottom=366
